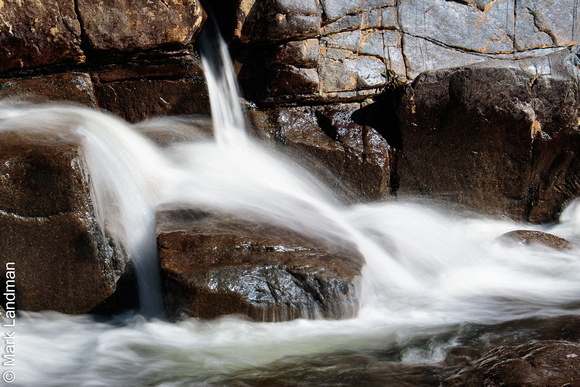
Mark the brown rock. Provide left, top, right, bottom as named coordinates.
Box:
left=397, top=67, right=534, bottom=218
left=0, top=0, right=84, bottom=72
left=157, top=208, right=364, bottom=321
left=0, top=132, right=127, bottom=313
left=444, top=340, right=580, bottom=386
left=0, top=73, right=97, bottom=107
left=499, top=230, right=576, bottom=251
left=94, top=78, right=210, bottom=123
left=76, top=0, right=206, bottom=52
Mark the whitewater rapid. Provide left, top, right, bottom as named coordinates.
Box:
left=1, top=100, right=580, bottom=385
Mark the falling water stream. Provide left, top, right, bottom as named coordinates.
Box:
left=1, top=29, right=580, bottom=386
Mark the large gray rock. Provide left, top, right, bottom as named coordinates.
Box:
left=0, top=132, right=127, bottom=314
left=393, top=0, right=580, bottom=78
left=157, top=208, right=364, bottom=321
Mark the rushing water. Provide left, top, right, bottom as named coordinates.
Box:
left=1, top=32, right=580, bottom=386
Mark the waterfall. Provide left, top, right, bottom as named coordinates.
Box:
left=199, top=20, right=248, bottom=146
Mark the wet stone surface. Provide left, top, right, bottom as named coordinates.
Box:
left=157, top=207, right=364, bottom=321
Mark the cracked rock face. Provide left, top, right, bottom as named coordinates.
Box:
left=400, top=0, right=580, bottom=78
left=0, top=132, right=127, bottom=314
left=226, top=0, right=580, bottom=105
left=234, top=0, right=399, bottom=104
left=157, top=208, right=364, bottom=321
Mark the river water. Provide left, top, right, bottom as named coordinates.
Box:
left=1, top=30, right=580, bottom=386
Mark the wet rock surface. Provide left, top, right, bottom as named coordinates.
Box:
left=444, top=340, right=580, bottom=386
left=92, top=52, right=209, bottom=123
left=157, top=208, right=364, bottom=321
left=0, top=132, right=127, bottom=313
left=0, top=73, right=97, bottom=107
left=395, top=46, right=580, bottom=222
left=247, top=102, right=394, bottom=201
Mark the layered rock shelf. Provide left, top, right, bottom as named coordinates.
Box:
left=223, top=0, right=580, bottom=104
left=0, top=0, right=209, bottom=122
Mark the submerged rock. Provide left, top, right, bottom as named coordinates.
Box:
left=444, top=340, right=580, bottom=386
left=498, top=230, right=576, bottom=251
left=0, top=132, right=127, bottom=314
left=157, top=208, right=364, bottom=321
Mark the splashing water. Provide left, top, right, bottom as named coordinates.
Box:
left=1, top=30, right=580, bottom=386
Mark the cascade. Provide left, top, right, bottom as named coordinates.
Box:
left=1, top=20, right=580, bottom=387
left=199, top=19, right=248, bottom=146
